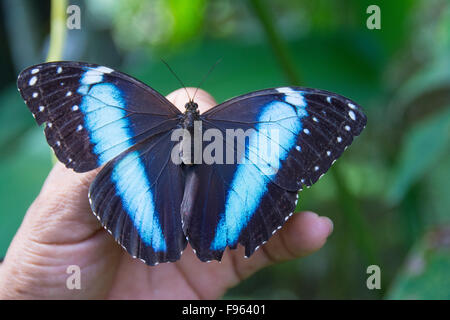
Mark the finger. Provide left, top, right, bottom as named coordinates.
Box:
left=230, top=211, right=333, bottom=282
left=0, top=163, right=119, bottom=299
left=166, top=87, right=217, bottom=113
left=18, top=162, right=102, bottom=246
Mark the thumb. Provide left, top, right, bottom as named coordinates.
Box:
left=13, top=162, right=102, bottom=247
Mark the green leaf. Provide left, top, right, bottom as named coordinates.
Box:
left=393, top=57, right=450, bottom=109
left=387, top=106, right=450, bottom=205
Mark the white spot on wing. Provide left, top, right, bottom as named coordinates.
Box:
left=276, top=87, right=306, bottom=107
left=76, top=124, right=83, bottom=132
left=57, top=66, right=62, bottom=74
left=337, top=137, right=342, bottom=143
left=32, top=92, right=38, bottom=98
left=345, top=125, right=351, bottom=131
left=38, top=106, right=45, bottom=112
left=348, top=110, right=356, bottom=120
left=96, top=66, right=114, bottom=74
left=29, top=76, right=37, bottom=86
left=31, top=68, right=39, bottom=74
left=348, top=103, right=356, bottom=109
left=66, top=91, right=72, bottom=97
left=303, top=128, right=310, bottom=135
left=72, top=105, right=79, bottom=111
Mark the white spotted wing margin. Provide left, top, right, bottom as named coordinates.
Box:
left=17, top=61, right=182, bottom=173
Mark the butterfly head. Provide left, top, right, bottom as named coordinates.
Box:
left=184, top=101, right=199, bottom=114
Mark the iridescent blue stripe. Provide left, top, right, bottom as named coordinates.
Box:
left=111, top=151, right=166, bottom=251
left=78, top=68, right=166, bottom=251
left=211, top=90, right=307, bottom=250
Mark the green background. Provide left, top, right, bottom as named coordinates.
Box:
left=0, top=0, right=449, bottom=299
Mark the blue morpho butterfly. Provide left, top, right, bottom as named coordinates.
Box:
left=17, top=62, right=366, bottom=265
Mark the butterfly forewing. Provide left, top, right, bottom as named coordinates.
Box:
left=17, top=62, right=181, bottom=172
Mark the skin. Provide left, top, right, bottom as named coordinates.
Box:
left=0, top=88, right=333, bottom=299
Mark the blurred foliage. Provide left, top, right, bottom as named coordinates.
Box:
left=0, top=0, right=449, bottom=299
left=387, top=226, right=450, bottom=299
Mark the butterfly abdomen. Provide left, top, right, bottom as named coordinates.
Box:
left=179, top=103, right=202, bottom=166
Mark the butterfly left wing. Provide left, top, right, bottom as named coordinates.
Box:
left=17, top=61, right=186, bottom=265
left=17, top=61, right=182, bottom=172
left=184, top=87, right=366, bottom=261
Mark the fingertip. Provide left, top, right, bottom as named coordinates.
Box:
left=40, top=162, right=99, bottom=201
left=166, top=88, right=217, bottom=113
left=286, top=211, right=333, bottom=256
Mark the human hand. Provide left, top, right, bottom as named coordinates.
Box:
left=0, top=88, right=333, bottom=299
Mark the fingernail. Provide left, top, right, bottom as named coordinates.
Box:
left=320, top=216, right=334, bottom=237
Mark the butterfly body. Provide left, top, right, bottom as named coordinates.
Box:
left=179, top=101, right=202, bottom=166
left=17, top=62, right=366, bottom=265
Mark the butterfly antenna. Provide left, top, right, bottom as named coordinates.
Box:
left=192, top=58, right=223, bottom=102
left=161, top=59, right=192, bottom=102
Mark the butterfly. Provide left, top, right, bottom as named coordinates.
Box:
left=17, top=61, right=366, bottom=265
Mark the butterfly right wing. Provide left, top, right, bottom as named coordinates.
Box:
left=89, top=130, right=187, bottom=265
left=17, top=61, right=182, bottom=172
left=184, top=87, right=366, bottom=262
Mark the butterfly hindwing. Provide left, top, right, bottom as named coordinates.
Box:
left=89, top=131, right=187, bottom=265
left=17, top=62, right=182, bottom=172
left=184, top=87, right=366, bottom=260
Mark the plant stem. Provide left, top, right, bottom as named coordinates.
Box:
left=47, top=0, right=67, bottom=62
left=47, top=0, right=67, bottom=163
left=248, top=0, right=302, bottom=85
left=331, top=164, right=378, bottom=265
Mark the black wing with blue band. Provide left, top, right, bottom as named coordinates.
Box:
left=183, top=87, right=366, bottom=261
left=89, top=131, right=186, bottom=265
left=17, top=62, right=181, bottom=172
left=17, top=62, right=185, bottom=265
